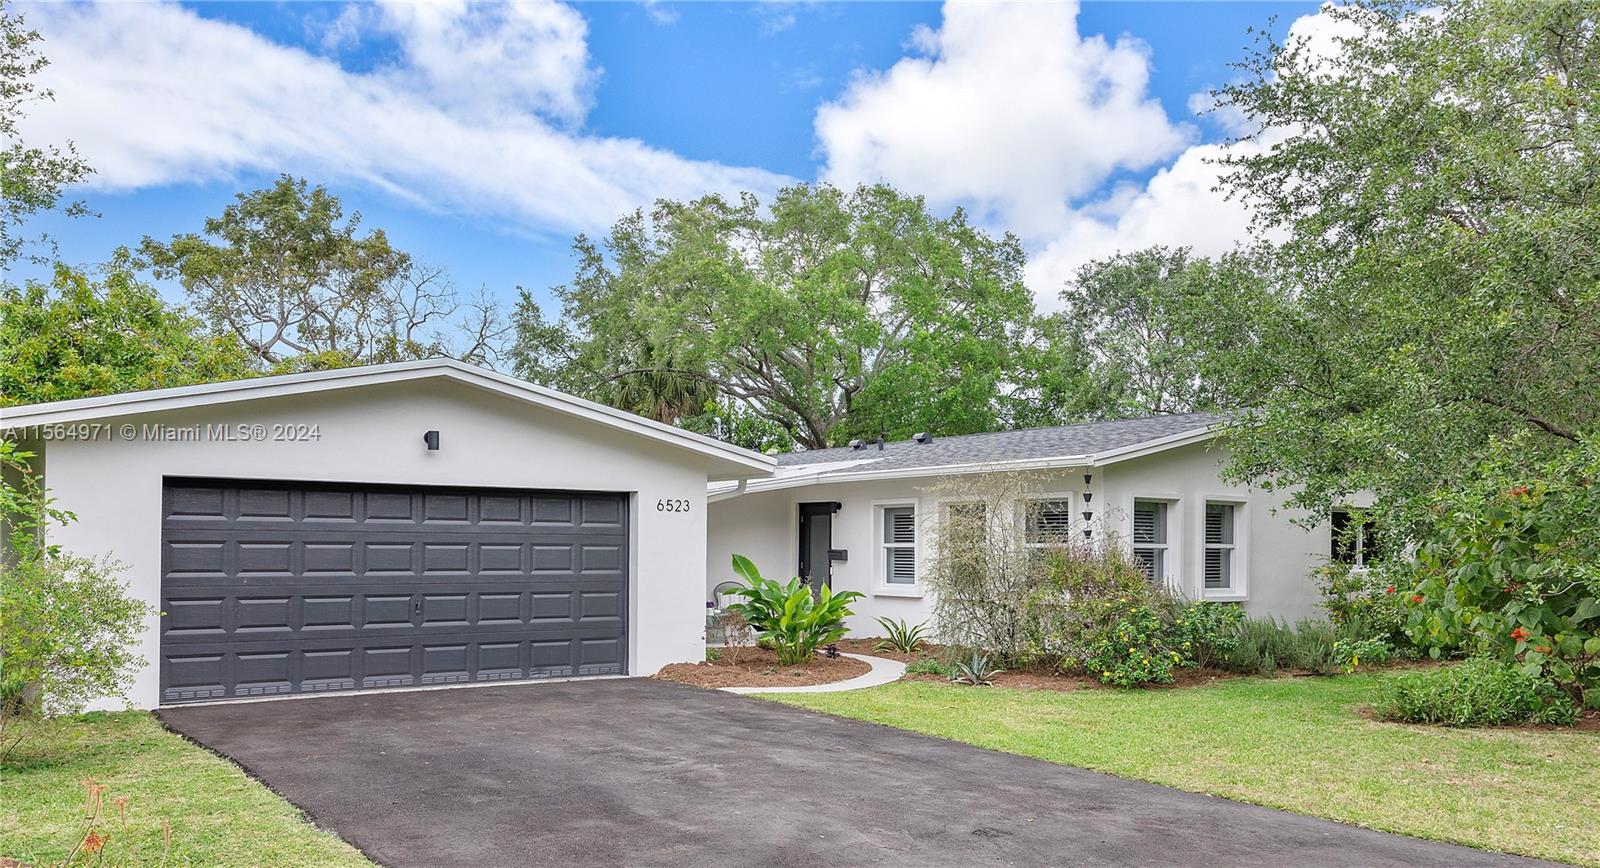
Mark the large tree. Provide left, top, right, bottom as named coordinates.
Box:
left=0, top=1, right=93, bottom=268
left=513, top=183, right=1043, bottom=449
left=0, top=262, right=256, bottom=407
left=1056, top=246, right=1257, bottom=418
left=1208, top=0, right=1600, bottom=517
left=137, top=176, right=508, bottom=369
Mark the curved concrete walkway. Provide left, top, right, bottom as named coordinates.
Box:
left=720, top=651, right=906, bottom=695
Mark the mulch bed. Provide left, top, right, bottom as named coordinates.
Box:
left=654, top=646, right=870, bottom=689
left=832, top=637, right=946, bottom=663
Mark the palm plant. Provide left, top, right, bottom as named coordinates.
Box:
left=723, top=555, right=863, bottom=665
left=873, top=617, right=928, bottom=654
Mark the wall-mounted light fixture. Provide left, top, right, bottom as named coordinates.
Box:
left=423, top=430, right=441, bottom=451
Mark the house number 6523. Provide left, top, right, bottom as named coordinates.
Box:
left=656, top=498, right=691, bottom=513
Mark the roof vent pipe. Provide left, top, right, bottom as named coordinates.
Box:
left=848, top=439, right=863, bottom=450
left=913, top=432, right=933, bottom=444
left=876, top=435, right=886, bottom=451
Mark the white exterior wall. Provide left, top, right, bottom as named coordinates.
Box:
left=38, top=379, right=717, bottom=709
left=707, top=441, right=1330, bottom=637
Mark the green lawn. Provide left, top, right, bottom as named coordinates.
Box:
left=1, top=711, right=372, bottom=867
left=767, top=674, right=1600, bottom=866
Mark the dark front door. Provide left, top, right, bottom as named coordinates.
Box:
left=159, top=478, right=629, bottom=704
left=797, top=502, right=840, bottom=597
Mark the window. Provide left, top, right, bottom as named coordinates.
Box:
left=1204, top=502, right=1237, bottom=590
left=881, top=505, right=917, bottom=585
left=1331, top=509, right=1380, bottom=568
left=1024, top=498, right=1073, bottom=547
left=1131, top=500, right=1169, bottom=582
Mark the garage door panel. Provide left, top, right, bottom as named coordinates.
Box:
left=160, top=480, right=629, bottom=703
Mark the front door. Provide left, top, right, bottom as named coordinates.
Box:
left=797, top=502, right=840, bottom=598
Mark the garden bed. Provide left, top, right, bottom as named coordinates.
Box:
left=902, top=666, right=1243, bottom=691
left=655, top=646, right=870, bottom=689
left=832, top=637, right=945, bottom=663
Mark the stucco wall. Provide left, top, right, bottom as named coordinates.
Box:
left=706, top=441, right=1331, bottom=638
left=38, top=379, right=715, bottom=709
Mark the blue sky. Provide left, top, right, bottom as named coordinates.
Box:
left=12, top=1, right=1320, bottom=313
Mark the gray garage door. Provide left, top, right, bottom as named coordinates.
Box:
left=160, top=479, right=628, bottom=704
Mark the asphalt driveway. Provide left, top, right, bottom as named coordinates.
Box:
left=158, top=678, right=1552, bottom=868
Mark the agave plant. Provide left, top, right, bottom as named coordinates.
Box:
left=948, top=651, right=1003, bottom=686
left=873, top=617, right=928, bottom=654
left=723, top=555, right=863, bottom=665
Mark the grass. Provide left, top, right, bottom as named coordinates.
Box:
left=766, top=673, right=1600, bottom=866
left=1, top=711, right=372, bottom=867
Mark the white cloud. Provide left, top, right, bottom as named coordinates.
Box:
left=815, top=1, right=1355, bottom=310
left=815, top=0, right=1192, bottom=239
left=21, top=1, right=787, bottom=237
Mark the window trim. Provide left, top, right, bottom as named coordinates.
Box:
left=1122, top=491, right=1183, bottom=592
left=1020, top=490, right=1076, bottom=550
left=872, top=498, right=923, bottom=597
left=1330, top=508, right=1378, bottom=571
left=1130, top=497, right=1175, bottom=589
left=1198, top=496, right=1249, bottom=600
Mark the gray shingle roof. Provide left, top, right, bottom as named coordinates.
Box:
left=774, top=412, right=1221, bottom=476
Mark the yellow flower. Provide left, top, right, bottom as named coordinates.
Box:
left=1102, top=670, right=1112, bottom=678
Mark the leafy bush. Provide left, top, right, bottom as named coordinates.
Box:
left=1082, top=606, right=1180, bottom=687
left=1168, top=601, right=1243, bottom=669
left=1316, top=561, right=1412, bottom=649
left=704, top=646, right=722, bottom=663
left=722, top=555, right=862, bottom=665
left=1404, top=436, right=1600, bottom=705
left=873, top=617, right=928, bottom=654
left=0, top=552, right=150, bottom=722
left=1223, top=618, right=1339, bottom=675
left=948, top=652, right=1003, bottom=686
left=1332, top=636, right=1394, bottom=673
left=1377, top=657, right=1578, bottom=727
left=905, top=657, right=952, bottom=677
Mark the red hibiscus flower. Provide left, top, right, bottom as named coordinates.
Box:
left=1510, top=626, right=1531, bottom=642
left=1384, top=585, right=1396, bottom=595
left=1410, top=594, right=1425, bottom=604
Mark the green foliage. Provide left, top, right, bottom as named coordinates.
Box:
left=1377, top=658, right=1578, bottom=727
left=512, top=183, right=1046, bottom=449
left=1405, top=436, right=1600, bottom=702
left=722, top=555, right=862, bottom=665
left=1, top=4, right=94, bottom=268
left=1168, top=601, right=1244, bottom=670
left=1208, top=0, right=1600, bottom=525
left=136, top=176, right=504, bottom=368
left=872, top=617, right=927, bottom=654
left=1316, top=562, right=1412, bottom=650
left=1056, top=246, right=1252, bottom=417
left=1, top=552, right=151, bottom=720
left=704, top=647, right=722, bottom=663
left=1223, top=618, right=1339, bottom=676
left=0, top=263, right=257, bottom=407
left=1083, top=606, right=1180, bottom=688
left=679, top=399, right=793, bottom=452
left=0, top=440, right=71, bottom=558
left=948, top=652, right=1003, bottom=687
left=905, top=657, right=952, bottom=677
left=1333, top=637, right=1394, bottom=674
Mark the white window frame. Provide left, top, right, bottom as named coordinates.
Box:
left=1020, top=491, right=1076, bottom=551
left=1330, top=508, right=1377, bottom=572
left=872, top=499, right=923, bottom=598
left=1129, top=497, right=1175, bottom=589
left=1121, top=491, right=1183, bottom=592
left=1198, top=496, right=1248, bottom=600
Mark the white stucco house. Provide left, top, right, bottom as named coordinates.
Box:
left=706, top=414, right=1340, bottom=636
left=3, top=361, right=1346, bottom=710
left=1, top=360, right=774, bottom=709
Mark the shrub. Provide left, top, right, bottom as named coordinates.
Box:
left=1223, top=617, right=1339, bottom=675
left=1168, top=601, right=1244, bottom=669
left=1377, top=657, right=1578, bottom=727
left=905, top=657, right=952, bottom=677
left=1332, top=636, right=1394, bottom=673
left=873, top=617, right=928, bottom=654
left=722, top=555, right=862, bottom=665
left=1082, top=606, right=1180, bottom=687
left=1316, top=561, right=1412, bottom=649
left=1404, top=436, right=1600, bottom=706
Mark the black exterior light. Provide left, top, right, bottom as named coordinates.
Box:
left=423, top=430, right=441, bottom=451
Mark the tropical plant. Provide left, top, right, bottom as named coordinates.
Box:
left=1167, top=601, right=1244, bottom=670
left=1082, top=606, right=1180, bottom=688
left=1405, top=435, right=1600, bottom=704
left=873, top=617, right=928, bottom=654
left=722, top=555, right=862, bottom=665
left=948, top=652, right=1003, bottom=687
left=1377, top=657, right=1578, bottom=727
